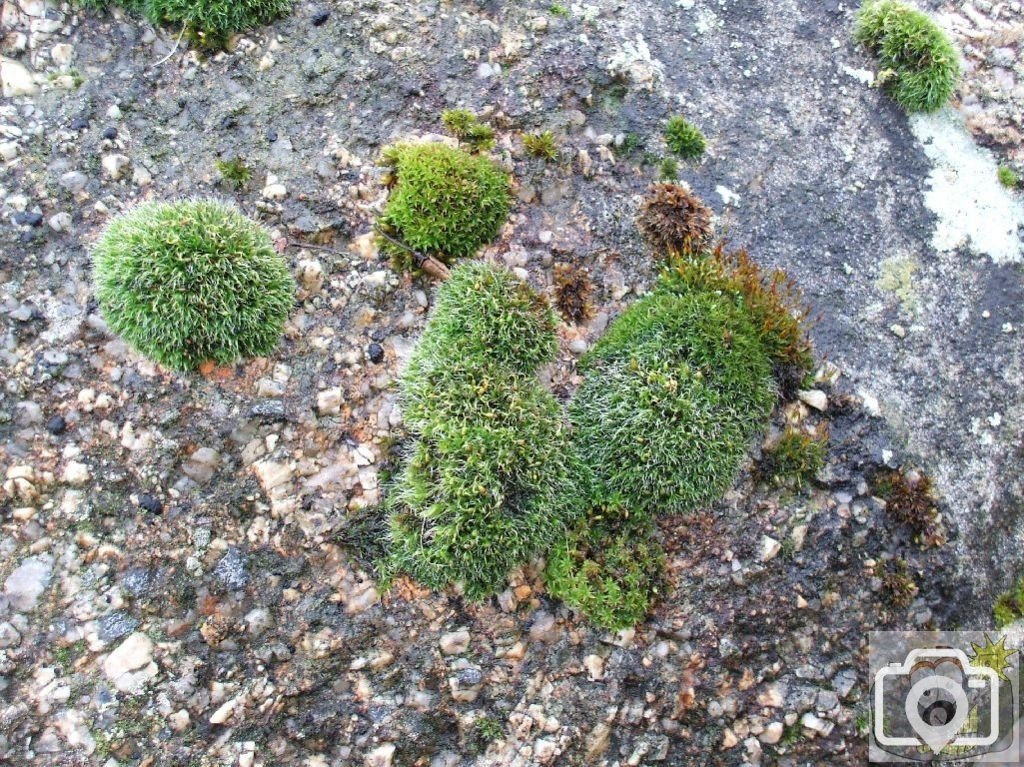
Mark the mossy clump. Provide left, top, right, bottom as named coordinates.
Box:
left=854, top=0, right=960, bottom=113
left=570, top=284, right=777, bottom=518
left=875, top=469, right=947, bottom=547
left=998, top=166, right=1020, bottom=189
left=378, top=142, right=511, bottom=272
left=659, top=156, right=679, bottom=181
left=553, top=263, right=593, bottom=325
left=636, top=183, right=714, bottom=258
left=470, top=716, right=505, bottom=754
left=875, top=558, right=918, bottom=608
left=215, top=157, right=251, bottom=189
left=92, top=199, right=294, bottom=371
left=441, top=109, right=495, bottom=153
left=664, top=116, right=706, bottom=159
left=550, top=243, right=813, bottom=628
left=523, top=131, right=559, bottom=161
left=382, top=262, right=578, bottom=598
left=546, top=503, right=664, bottom=631
left=760, top=425, right=828, bottom=488
left=994, top=576, right=1024, bottom=628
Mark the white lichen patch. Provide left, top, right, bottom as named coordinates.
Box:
left=695, top=7, right=722, bottom=35
left=910, top=109, right=1024, bottom=264
left=716, top=185, right=741, bottom=207
left=606, top=33, right=664, bottom=91
left=842, top=65, right=875, bottom=86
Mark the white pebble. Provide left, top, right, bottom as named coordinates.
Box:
left=797, top=389, right=828, bottom=411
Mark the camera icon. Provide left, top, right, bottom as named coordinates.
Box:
left=874, top=648, right=1000, bottom=755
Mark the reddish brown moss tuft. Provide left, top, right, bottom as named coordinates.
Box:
left=553, top=263, right=593, bottom=325
left=636, top=183, right=714, bottom=257
left=875, top=558, right=919, bottom=608
left=875, top=469, right=947, bottom=548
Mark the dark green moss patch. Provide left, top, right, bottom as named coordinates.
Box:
left=662, top=245, right=815, bottom=376
left=215, top=157, right=252, bottom=189
left=659, top=156, right=679, bottom=181
left=545, top=500, right=664, bottom=630
left=377, top=143, right=511, bottom=272
left=664, top=116, right=706, bottom=159
left=571, top=282, right=776, bottom=518
left=441, top=109, right=495, bottom=153
left=994, top=576, right=1024, bottom=628
left=760, top=425, right=828, bottom=489
left=523, top=131, right=559, bottom=161
left=77, top=0, right=289, bottom=46
left=557, top=242, right=815, bottom=629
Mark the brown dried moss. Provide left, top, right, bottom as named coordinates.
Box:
left=553, top=263, right=593, bottom=325
left=875, top=558, right=918, bottom=608
left=875, top=469, right=947, bottom=547
left=636, top=183, right=714, bottom=257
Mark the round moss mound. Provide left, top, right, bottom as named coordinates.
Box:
left=378, top=142, right=511, bottom=271
left=92, top=199, right=294, bottom=371
left=545, top=504, right=664, bottom=631
left=401, top=260, right=557, bottom=382
left=384, top=262, right=578, bottom=599
left=664, top=116, right=707, bottom=159
left=854, top=0, right=960, bottom=113
left=570, top=285, right=776, bottom=517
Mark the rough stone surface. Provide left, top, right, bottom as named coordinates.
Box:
left=102, top=632, right=153, bottom=680
left=3, top=556, right=53, bottom=611
left=0, top=0, right=1020, bottom=765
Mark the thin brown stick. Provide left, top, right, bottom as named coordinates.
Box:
left=373, top=227, right=451, bottom=281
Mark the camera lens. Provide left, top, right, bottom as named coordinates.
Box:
left=921, top=699, right=957, bottom=726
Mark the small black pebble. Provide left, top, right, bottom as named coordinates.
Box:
left=367, top=342, right=385, bottom=364
left=266, top=128, right=278, bottom=142
left=221, top=116, right=236, bottom=130
left=14, top=211, right=43, bottom=227
left=102, top=126, right=118, bottom=140
left=137, top=493, right=163, bottom=514
left=45, top=415, right=66, bottom=435
left=69, top=117, right=89, bottom=131
left=311, top=8, right=330, bottom=25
